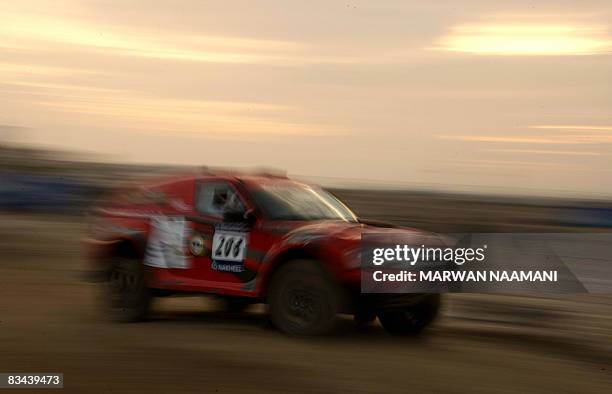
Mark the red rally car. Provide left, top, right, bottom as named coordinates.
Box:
left=85, top=171, right=440, bottom=335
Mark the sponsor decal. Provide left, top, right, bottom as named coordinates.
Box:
left=189, top=233, right=206, bottom=256
left=144, top=216, right=190, bottom=269
left=211, top=261, right=245, bottom=273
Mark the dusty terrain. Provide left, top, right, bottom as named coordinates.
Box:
left=1, top=213, right=611, bottom=393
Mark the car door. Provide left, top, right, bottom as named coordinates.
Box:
left=185, top=180, right=258, bottom=292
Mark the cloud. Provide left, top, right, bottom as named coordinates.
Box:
left=433, top=21, right=612, bottom=55
left=531, top=125, right=612, bottom=131
left=438, top=135, right=571, bottom=144
left=457, top=159, right=588, bottom=171
left=0, top=13, right=365, bottom=65
left=2, top=80, right=346, bottom=137
left=483, top=148, right=603, bottom=156
left=438, top=134, right=612, bottom=144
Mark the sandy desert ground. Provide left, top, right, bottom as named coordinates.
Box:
left=0, top=212, right=611, bottom=393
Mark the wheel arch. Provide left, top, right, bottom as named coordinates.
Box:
left=259, top=247, right=320, bottom=297
left=86, top=233, right=146, bottom=282
left=110, top=237, right=142, bottom=259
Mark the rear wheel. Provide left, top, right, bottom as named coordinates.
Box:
left=106, top=256, right=151, bottom=322
left=377, top=294, right=440, bottom=335
left=268, top=260, right=344, bottom=336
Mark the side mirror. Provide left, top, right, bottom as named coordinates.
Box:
left=223, top=208, right=256, bottom=224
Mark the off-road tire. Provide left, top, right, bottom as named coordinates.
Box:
left=106, top=256, right=151, bottom=322
left=268, top=260, right=344, bottom=336
left=377, top=294, right=440, bottom=335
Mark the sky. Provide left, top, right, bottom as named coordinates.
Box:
left=1, top=0, right=611, bottom=196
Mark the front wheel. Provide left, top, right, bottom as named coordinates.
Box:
left=106, top=256, right=151, bottom=322
left=378, top=294, right=440, bottom=335
left=268, top=260, right=344, bottom=336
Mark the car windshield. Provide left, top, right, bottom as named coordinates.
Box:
left=250, top=184, right=357, bottom=222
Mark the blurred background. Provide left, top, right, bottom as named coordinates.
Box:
left=1, top=0, right=611, bottom=393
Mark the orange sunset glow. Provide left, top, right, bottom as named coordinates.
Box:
left=1, top=0, right=611, bottom=196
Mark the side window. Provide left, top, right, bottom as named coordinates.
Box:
left=196, top=182, right=245, bottom=218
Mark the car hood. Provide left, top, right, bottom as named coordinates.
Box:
left=280, top=220, right=439, bottom=246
